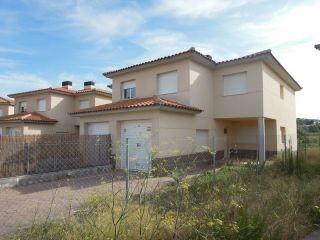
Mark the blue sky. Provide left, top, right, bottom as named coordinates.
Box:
left=0, top=0, right=319, bottom=118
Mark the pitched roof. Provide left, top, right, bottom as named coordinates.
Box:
left=70, top=96, right=202, bottom=115
left=8, top=87, right=112, bottom=98
left=0, top=97, right=14, bottom=105
left=103, top=47, right=215, bottom=78
left=0, top=112, right=58, bottom=124
left=103, top=47, right=302, bottom=91
left=216, top=49, right=302, bottom=91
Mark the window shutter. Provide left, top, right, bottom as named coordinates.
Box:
left=158, top=71, right=178, bottom=95
left=196, top=130, right=209, bottom=152
left=79, top=100, right=90, bottom=109
left=223, top=72, right=247, bottom=96
left=123, top=81, right=136, bottom=89
left=38, top=99, right=46, bottom=111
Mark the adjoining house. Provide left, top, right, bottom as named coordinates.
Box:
left=0, top=97, right=14, bottom=135
left=70, top=47, right=302, bottom=171
left=0, top=81, right=112, bottom=136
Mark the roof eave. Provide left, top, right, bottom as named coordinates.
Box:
left=76, top=91, right=112, bottom=98
left=70, top=105, right=202, bottom=117
left=216, top=52, right=302, bottom=91
left=103, top=51, right=216, bottom=78
left=8, top=89, right=74, bottom=98
left=0, top=120, right=57, bottom=124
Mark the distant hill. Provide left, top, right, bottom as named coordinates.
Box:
left=297, top=118, right=320, bottom=135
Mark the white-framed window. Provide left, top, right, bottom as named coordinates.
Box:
left=19, top=101, right=27, bottom=113
left=122, top=80, right=136, bottom=99
left=158, top=71, right=178, bottom=95
left=196, top=129, right=209, bottom=152
left=280, top=85, right=284, bottom=99
left=79, top=100, right=90, bottom=109
left=37, top=99, right=46, bottom=112
left=0, top=109, right=3, bottom=117
left=223, top=72, right=247, bottom=96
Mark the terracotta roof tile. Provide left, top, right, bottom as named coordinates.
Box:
left=0, top=112, right=58, bottom=124
left=71, top=96, right=202, bottom=115
left=76, top=88, right=112, bottom=96
left=216, top=49, right=272, bottom=65
left=0, top=97, right=14, bottom=104
left=8, top=87, right=112, bottom=98
left=103, top=47, right=215, bottom=77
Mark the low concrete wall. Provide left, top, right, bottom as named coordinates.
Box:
left=0, top=165, right=111, bottom=188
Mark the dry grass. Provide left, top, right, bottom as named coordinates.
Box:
left=7, top=149, right=320, bottom=240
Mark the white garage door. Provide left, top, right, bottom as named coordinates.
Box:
left=87, top=122, right=109, bottom=135
left=121, top=120, right=152, bottom=171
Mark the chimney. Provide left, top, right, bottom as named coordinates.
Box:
left=205, top=54, right=212, bottom=60
left=84, top=81, right=95, bottom=90
left=62, top=81, right=72, bottom=89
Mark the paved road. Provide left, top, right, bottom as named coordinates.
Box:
left=0, top=171, right=173, bottom=238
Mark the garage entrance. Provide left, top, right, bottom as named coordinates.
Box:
left=121, top=120, right=152, bottom=171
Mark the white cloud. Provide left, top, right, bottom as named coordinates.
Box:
left=0, top=58, right=20, bottom=68
left=35, top=0, right=143, bottom=45
left=154, top=0, right=256, bottom=19
left=276, top=43, right=320, bottom=119
left=242, top=1, right=320, bottom=47
left=237, top=1, right=320, bottom=118
left=0, top=72, right=49, bottom=96
left=134, top=29, right=214, bottom=63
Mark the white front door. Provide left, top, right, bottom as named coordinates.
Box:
left=87, top=122, right=109, bottom=135
left=121, top=120, right=152, bottom=171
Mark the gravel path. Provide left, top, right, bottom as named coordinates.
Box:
left=0, top=171, right=173, bottom=238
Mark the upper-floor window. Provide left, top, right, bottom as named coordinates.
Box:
left=122, top=80, right=136, bottom=99
left=19, top=101, right=27, bottom=113
left=37, top=99, right=46, bottom=112
left=223, top=72, right=247, bottom=96
left=158, top=71, right=178, bottom=95
left=0, top=109, right=3, bottom=117
left=79, top=99, right=90, bottom=109
left=280, top=85, right=284, bottom=99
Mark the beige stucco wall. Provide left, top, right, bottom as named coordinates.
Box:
left=111, top=59, right=191, bottom=105
left=94, top=95, right=112, bottom=106
left=262, top=63, right=297, bottom=150
left=0, top=104, right=14, bottom=116
left=213, top=62, right=264, bottom=119
left=76, top=57, right=298, bottom=161
left=77, top=110, right=160, bottom=166
left=14, top=93, right=51, bottom=114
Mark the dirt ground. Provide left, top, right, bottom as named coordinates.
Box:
left=0, top=170, right=174, bottom=239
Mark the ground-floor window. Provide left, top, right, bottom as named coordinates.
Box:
left=280, top=127, right=286, bottom=144
left=8, top=127, right=21, bottom=136
left=196, top=129, right=209, bottom=152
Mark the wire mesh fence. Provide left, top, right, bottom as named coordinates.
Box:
left=0, top=135, right=112, bottom=178
left=0, top=133, right=318, bottom=239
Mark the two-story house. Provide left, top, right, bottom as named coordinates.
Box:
left=0, top=81, right=112, bottom=136
left=70, top=48, right=302, bottom=170
left=0, top=97, right=14, bottom=135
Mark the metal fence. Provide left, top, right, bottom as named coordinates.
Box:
left=0, top=134, right=112, bottom=178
